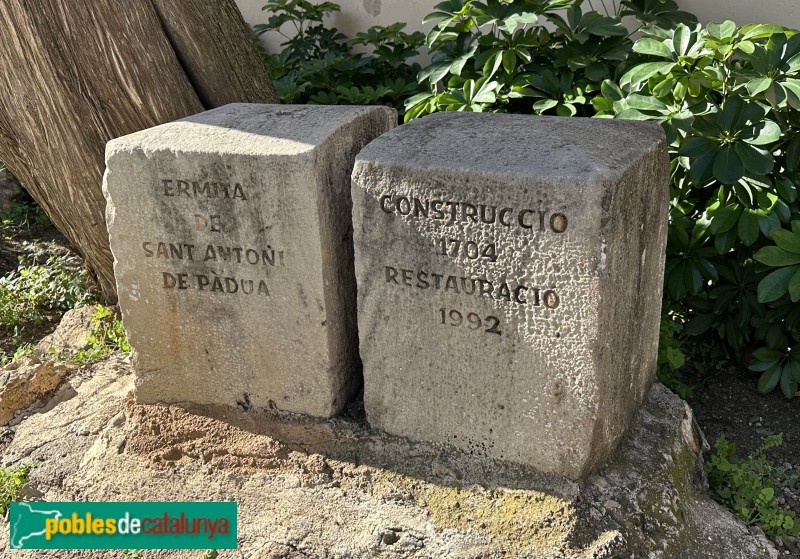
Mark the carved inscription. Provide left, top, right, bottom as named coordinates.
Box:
left=439, top=307, right=502, bottom=335
left=380, top=193, right=568, bottom=233
left=162, top=179, right=248, bottom=200
left=151, top=177, right=283, bottom=297
left=377, top=191, right=567, bottom=336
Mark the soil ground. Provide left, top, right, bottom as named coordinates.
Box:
left=687, top=366, right=800, bottom=555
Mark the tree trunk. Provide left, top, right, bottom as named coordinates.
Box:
left=0, top=0, right=279, bottom=302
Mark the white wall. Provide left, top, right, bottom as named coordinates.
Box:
left=236, top=0, right=800, bottom=54
left=680, top=0, right=800, bottom=29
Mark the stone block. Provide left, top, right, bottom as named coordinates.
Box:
left=351, top=112, right=669, bottom=478
left=104, top=103, right=396, bottom=418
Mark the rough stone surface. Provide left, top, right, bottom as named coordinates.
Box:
left=36, top=305, right=97, bottom=354
left=352, top=112, right=670, bottom=478
left=0, top=353, right=775, bottom=558
left=0, top=356, right=76, bottom=425
left=103, top=103, right=396, bottom=418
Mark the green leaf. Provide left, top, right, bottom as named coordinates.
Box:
left=585, top=62, right=607, bottom=82
left=502, top=50, right=517, bottom=74
left=755, top=247, right=800, bottom=266
left=759, top=211, right=781, bottom=236
left=709, top=204, right=741, bottom=234
left=738, top=209, right=761, bottom=246
left=673, top=25, right=691, bottom=57
left=620, top=62, right=673, bottom=88
left=713, top=146, right=745, bottom=184
left=789, top=267, right=800, bottom=302
left=633, top=38, right=674, bottom=59
left=786, top=136, right=800, bottom=172
left=771, top=228, right=800, bottom=254
left=748, top=120, right=781, bottom=145
left=740, top=23, right=789, bottom=41
left=757, top=265, right=800, bottom=302
left=600, top=79, right=624, bottom=101
left=753, top=347, right=784, bottom=363
left=665, top=347, right=685, bottom=370
left=680, top=136, right=717, bottom=158
left=758, top=365, right=782, bottom=394
left=788, top=358, right=800, bottom=382
left=735, top=143, right=773, bottom=175
left=781, top=367, right=797, bottom=399
left=533, top=99, right=558, bottom=113
left=625, top=94, right=668, bottom=111
left=746, top=77, right=773, bottom=97
left=615, top=108, right=651, bottom=120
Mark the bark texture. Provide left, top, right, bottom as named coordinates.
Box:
left=0, top=0, right=278, bottom=302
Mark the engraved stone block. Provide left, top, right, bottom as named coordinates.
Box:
left=351, top=112, right=669, bottom=478
left=104, top=103, right=396, bottom=418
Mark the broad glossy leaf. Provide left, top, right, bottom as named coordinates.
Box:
left=679, top=136, right=717, bottom=158
left=789, top=267, right=800, bottom=301
left=757, top=265, right=800, bottom=302
left=502, top=50, right=517, bottom=74
left=740, top=23, right=789, bottom=41
left=738, top=40, right=756, bottom=54
left=787, top=137, right=800, bottom=172
left=673, top=79, right=688, bottom=100
left=633, top=38, right=673, bottom=59
left=746, top=77, right=773, bottom=97
left=600, top=79, right=624, bottom=101
left=753, top=347, right=785, bottom=362
left=738, top=209, right=761, bottom=246
left=615, top=108, right=651, bottom=120
left=755, top=246, right=800, bottom=266
left=781, top=368, right=797, bottom=399
left=625, top=94, right=668, bottom=111
left=690, top=152, right=716, bottom=185
left=585, top=62, right=608, bottom=82
left=620, top=62, right=674, bottom=88
left=708, top=204, right=741, bottom=234
left=533, top=99, right=558, bottom=113
left=748, top=120, right=782, bottom=145
left=673, top=25, right=691, bottom=57
left=735, top=143, right=773, bottom=175
left=758, top=365, right=782, bottom=394
left=707, top=20, right=737, bottom=40
left=771, top=228, right=800, bottom=254
left=758, top=211, right=781, bottom=236
left=788, top=358, right=800, bottom=382
left=713, top=146, right=745, bottom=184
left=774, top=199, right=792, bottom=222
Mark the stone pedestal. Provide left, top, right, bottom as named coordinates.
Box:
left=104, top=103, right=396, bottom=418
left=351, top=112, right=669, bottom=477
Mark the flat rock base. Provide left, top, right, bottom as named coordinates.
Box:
left=0, top=357, right=775, bottom=558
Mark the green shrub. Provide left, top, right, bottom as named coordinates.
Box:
left=0, top=249, right=95, bottom=329
left=0, top=201, right=50, bottom=240
left=256, top=0, right=427, bottom=113
left=593, top=22, right=800, bottom=396
left=706, top=434, right=798, bottom=539
left=0, top=465, right=30, bottom=517
left=404, top=0, right=695, bottom=119
left=656, top=312, right=692, bottom=398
